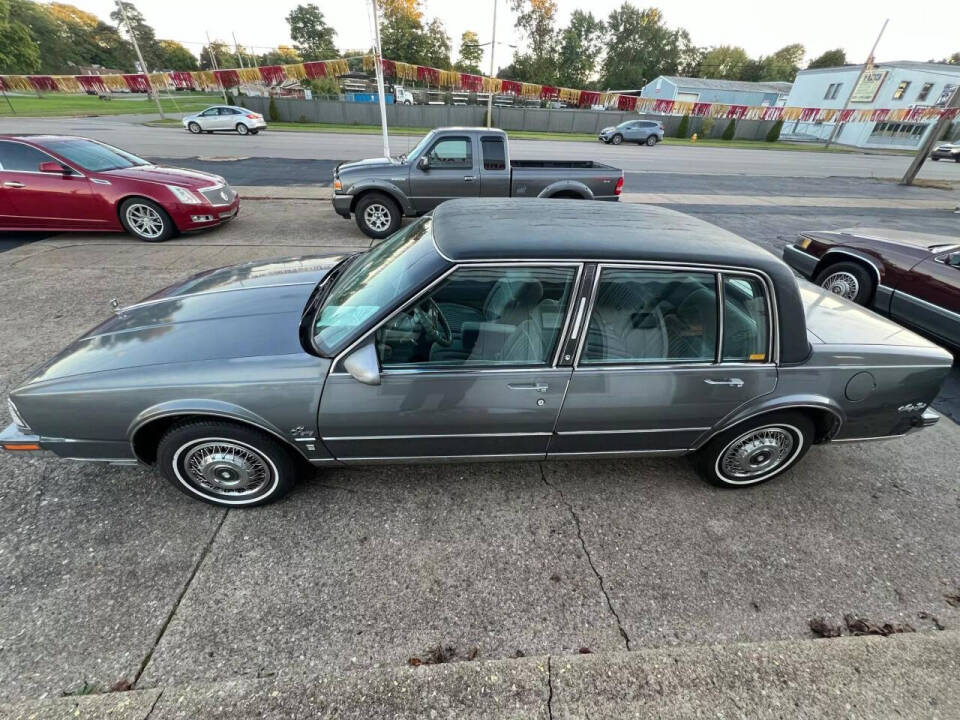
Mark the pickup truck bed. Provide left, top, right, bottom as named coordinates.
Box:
left=333, top=127, right=625, bottom=239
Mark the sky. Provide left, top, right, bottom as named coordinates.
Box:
left=78, top=0, right=957, bottom=73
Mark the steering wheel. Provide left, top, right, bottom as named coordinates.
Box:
left=412, top=297, right=452, bottom=347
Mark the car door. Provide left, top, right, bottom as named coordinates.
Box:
left=890, top=252, right=960, bottom=347
left=548, top=266, right=779, bottom=457
left=0, top=140, right=96, bottom=230
left=197, top=107, right=222, bottom=130
left=408, top=134, right=481, bottom=211
left=317, top=263, right=582, bottom=462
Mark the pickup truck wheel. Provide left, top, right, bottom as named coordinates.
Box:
left=693, top=412, right=814, bottom=488
left=646, top=135, right=658, bottom=146
left=355, top=193, right=401, bottom=239
left=814, top=261, right=873, bottom=305
left=157, top=420, right=297, bottom=507
left=611, top=133, right=623, bottom=145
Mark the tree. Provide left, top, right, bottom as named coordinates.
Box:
left=941, top=52, right=960, bottom=64
left=556, top=10, right=605, bottom=88
left=156, top=39, right=197, bottom=71
left=259, top=45, right=301, bottom=66
left=0, top=0, right=42, bottom=73
left=199, top=39, right=233, bottom=70
left=509, top=0, right=558, bottom=85
left=675, top=113, right=689, bottom=139
left=807, top=48, right=846, bottom=70
left=753, top=43, right=804, bottom=81
left=110, top=1, right=161, bottom=71
left=600, top=4, right=698, bottom=90
left=286, top=3, right=338, bottom=61
left=698, top=45, right=750, bottom=79
left=455, top=30, right=483, bottom=74
left=765, top=119, right=783, bottom=142
left=379, top=0, right=451, bottom=69
left=722, top=119, right=736, bottom=140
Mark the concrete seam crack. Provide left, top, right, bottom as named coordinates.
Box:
left=546, top=655, right=554, bottom=720
left=132, top=508, right=229, bottom=688
left=143, top=688, right=164, bottom=719
left=540, top=464, right=632, bottom=651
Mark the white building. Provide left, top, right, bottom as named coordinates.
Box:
left=784, top=61, right=960, bottom=149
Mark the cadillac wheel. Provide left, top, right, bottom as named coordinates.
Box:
left=119, top=198, right=176, bottom=242
left=157, top=420, right=298, bottom=507
left=693, top=412, right=814, bottom=488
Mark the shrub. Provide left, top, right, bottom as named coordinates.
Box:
left=722, top=119, right=736, bottom=140
left=268, top=96, right=279, bottom=122
left=765, top=119, right=784, bottom=142
left=676, top=114, right=689, bottom=139
left=700, top=116, right=715, bottom=137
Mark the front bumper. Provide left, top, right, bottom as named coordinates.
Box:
left=169, top=195, right=241, bottom=230
left=914, top=407, right=940, bottom=429
left=782, top=244, right=818, bottom=279
left=0, top=422, right=44, bottom=452
left=930, top=150, right=959, bottom=160
left=1, top=421, right=138, bottom=463
left=332, top=194, right=352, bottom=219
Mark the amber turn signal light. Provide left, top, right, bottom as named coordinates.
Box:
left=2, top=442, right=40, bottom=451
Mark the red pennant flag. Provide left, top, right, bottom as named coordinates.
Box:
left=259, top=65, right=285, bottom=86
left=539, top=85, right=557, bottom=99
left=303, top=61, right=327, bottom=78
left=870, top=108, right=889, bottom=122
left=28, top=76, right=58, bottom=92
left=417, top=66, right=439, bottom=84
left=579, top=91, right=601, bottom=108
left=617, top=95, right=637, bottom=111
left=381, top=59, right=396, bottom=77
left=169, top=71, right=194, bottom=89
left=501, top=80, right=522, bottom=95
left=122, top=74, right=150, bottom=92
left=213, top=69, right=240, bottom=88
left=653, top=99, right=674, bottom=113
left=761, top=106, right=783, bottom=121
left=838, top=109, right=855, bottom=122
left=727, top=105, right=748, bottom=119
left=460, top=73, right=483, bottom=92
left=692, top=102, right=712, bottom=116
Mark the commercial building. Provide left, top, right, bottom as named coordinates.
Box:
left=640, top=76, right=792, bottom=108
left=783, top=61, right=960, bottom=149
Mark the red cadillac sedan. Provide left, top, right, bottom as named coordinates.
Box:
left=0, top=135, right=239, bottom=242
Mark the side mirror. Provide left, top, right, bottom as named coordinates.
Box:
left=38, top=161, right=69, bottom=174
left=342, top=339, right=381, bottom=386
left=948, top=252, right=960, bottom=268
left=417, top=156, right=430, bottom=172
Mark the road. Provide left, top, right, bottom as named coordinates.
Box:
left=4, top=113, right=960, bottom=180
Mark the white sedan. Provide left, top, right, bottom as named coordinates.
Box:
left=182, top=106, right=267, bottom=136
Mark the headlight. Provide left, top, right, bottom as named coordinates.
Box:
left=7, top=398, right=29, bottom=431
left=798, top=236, right=813, bottom=249
left=166, top=185, right=201, bottom=204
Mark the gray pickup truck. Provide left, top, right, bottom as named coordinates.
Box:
left=333, top=127, right=624, bottom=238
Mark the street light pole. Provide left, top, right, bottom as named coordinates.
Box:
left=232, top=32, right=246, bottom=70
left=901, top=84, right=960, bottom=186
left=486, top=0, right=498, bottom=128
left=116, top=1, right=164, bottom=119
left=370, top=0, right=390, bottom=158
left=206, top=31, right=230, bottom=104
left=824, top=18, right=887, bottom=148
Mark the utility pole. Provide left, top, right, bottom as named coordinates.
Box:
left=232, top=32, right=246, bottom=69
left=486, top=0, right=498, bottom=128
left=116, top=0, right=164, bottom=118
left=1, top=86, right=15, bottom=114
left=901, top=84, right=960, bottom=185
left=206, top=31, right=230, bottom=104
left=370, top=0, right=390, bottom=158
left=825, top=18, right=887, bottom=148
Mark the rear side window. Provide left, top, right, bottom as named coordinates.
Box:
left=481, top=137, right=506, bottom=170
left=722, top=276, right=770, bottom=362
left=426, top=137, right=472, bottom=169
left=581, top=269, right=718, bottom=364
left=0, top=141, right=53, bottom=172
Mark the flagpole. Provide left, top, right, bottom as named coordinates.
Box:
left=117, top=0, right=164, bottom=118
left=206, top=31, right=230, bottom=104
left=486, top=0, right=497, bottom=128
left=370, top=0, right=390, bottom=158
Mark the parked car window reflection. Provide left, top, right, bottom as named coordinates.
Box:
left=377, top=266, right=577, bottom=368
left=722, top=275, right=770, bottom=362
left=426, top=137, right=472, bottom=169
left=582, top=269, right=718, bottom=364
left=313, top=219, right=438, bottom=354
left=0, top=140, right=56, bottom=172
left=37, top=139, right=148, bottom=172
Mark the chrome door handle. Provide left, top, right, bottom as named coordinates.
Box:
left=464, top=176, right=476, bottom=182
left=3, top=182, right=25, bottom=188
left=704, top=378, right=744, bottom=388
left=507, top=382, right=549, bottom=393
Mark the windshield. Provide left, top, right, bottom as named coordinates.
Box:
left=38, top=138, right=149, bottom=172
left=312, top=218, right=441, bottom=355
left=406, top=131, right=437, bottom=160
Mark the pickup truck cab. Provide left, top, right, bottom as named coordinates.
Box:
left=333, top=127, right=624, bottom=238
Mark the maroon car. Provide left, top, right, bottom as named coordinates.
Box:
left=0, top=135, right=239, bottom=241
left=784, top=228, right=960, bottom=351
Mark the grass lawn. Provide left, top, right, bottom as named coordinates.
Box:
left=0, top=92, right=220, bottom=117
left=146, top=117, right=869, bottom=153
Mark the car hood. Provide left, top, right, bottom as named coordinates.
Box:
left=806, top=227, right=954, bottom=251
left=100, top=164, right=224, bottom=188
left=799, top=280, right=945, bottom=349
left=337, top=156, right=402, bottom=174
left=20, top=255, right=345, bottom=386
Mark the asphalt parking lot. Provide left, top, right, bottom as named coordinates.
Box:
left=2, top=191, right=960, bottom=712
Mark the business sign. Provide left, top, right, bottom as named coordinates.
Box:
left=850, top=69, right=888, bottom=103
left=935, top=84, right=958, bottom=108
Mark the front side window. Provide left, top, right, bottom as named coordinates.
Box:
left=0, top=141, right=54, bottom=172
left=376, top=265, right=577, bottom=368
left=481, top=137, right=506, bottom=170
left=35, top=139, right=147, bottom=172
left=201, top=108, right=219, bottom=116
left=313, top=219, right=439, bottom=355
left=426, top=137, right=472, bottom=169
left=581, top=269, right=718, bottom=364
left=722, top=276, right=770, bottom=362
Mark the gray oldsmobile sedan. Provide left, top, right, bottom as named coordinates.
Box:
left=2, top=200, right=952, bottom=507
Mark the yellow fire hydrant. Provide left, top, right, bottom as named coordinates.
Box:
left=691, top=133, right=698, bottom=142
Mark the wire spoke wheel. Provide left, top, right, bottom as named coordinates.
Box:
left=180, top=440, right=272, bottom=498
left=718, top=426, right=796, bottom=483
left=126, top=203, right=164, bottom=239
left=820, top=271, right=860, bottom=300
left=364, top=203, right=392, bottom=233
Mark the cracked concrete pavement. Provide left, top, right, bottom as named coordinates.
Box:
left=2, top=169, right=960, bottom=714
